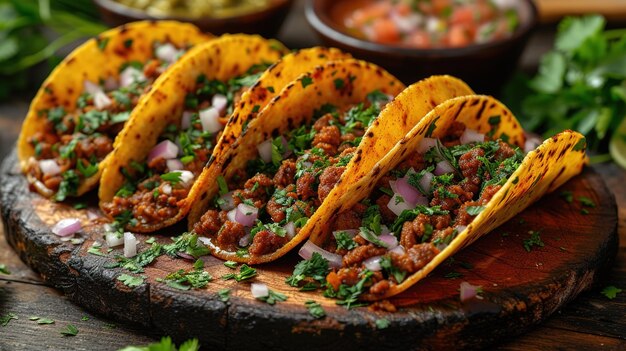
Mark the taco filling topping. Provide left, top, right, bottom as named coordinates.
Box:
left=193, top=91, right=392, bottom=257
left=102, top=64, right=271, bottom=227
left=26, top=41, right=191, bottom=201
left=301, top=121, right=524, bottom=301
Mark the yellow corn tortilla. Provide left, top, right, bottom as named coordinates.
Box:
left=98, top=34, right=293, bottom=232
left=17, top=21, right=211, bottom=198
left=309, top=94, right=588, bottom=300
left=189, top=63, right=475, bottom=265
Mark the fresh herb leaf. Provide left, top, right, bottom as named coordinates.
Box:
left=380, top=256, right=406, bottom=283
left=578, top=196, right=596, bottom=207
left=0, top=313, right=17, bottom=327
left=111, top=243, right=163, bottom=273
left=60, top=324, right=79, bottom=336
left=465, top=206, right=485, bottom=216
left=305, top=300, right=326, bottom=319
left=325, top=270, right=373, bottom=309
left=286, top=252, right=329, bottom=289
left=0, top=264, right=10, bottom=275
left=257, top=289, right=287, bottom=305
left=601, top=285, right=622, bottom=299
left=117, top=274, right=144, bottom=288
left=160, top=171, right=183, bottom=185
left=334, top=231, right=358, bottom=250
left=163, top=233, right=210, bottom=259
left=224, top=261, right=238, bottom=269
left=217, top=175, right=229, bottom=195
left=375, top=318, right=390, bottom=329
left=158, top=259, right=212, bottom=290
left=560, top=190, right=574, bottom=203
left=523, top=230, right=544, bottom=252
left=37, top=318, right=55, bottom=325
left=222, top=264, right=257, bottom=282
left=218, top=288, right=231, bottom=302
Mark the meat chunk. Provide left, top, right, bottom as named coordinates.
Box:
left=318, top=166, right=345, bottom=202
left=459, top=147, right=485, bottom=186
left=193, top=210, right=222, bottom=236
left=312, top=125, right=341, bottom=155
left=216, top=221, right=246, bottom=250
left=248, top=230, right=288, bottom=256
left=430, top=184, right=473, bottom=212
left=494, top=141, right=515, bottom=161
left=296, top=172, right=317, bottom=200
left=391, top=243, right=439, bottom=273
left=342, top=244, right=387, bottom=267
left=273, top=160, right=296, bottom=188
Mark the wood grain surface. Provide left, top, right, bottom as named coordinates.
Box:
left=0, top=146, right=619, bottom=350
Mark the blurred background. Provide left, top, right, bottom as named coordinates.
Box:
left=1, top=0, right=625, bottom=166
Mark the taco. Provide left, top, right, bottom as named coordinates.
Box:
left=188, top=64, right=474, bottom=265
left=98, top=35, right=317, bottom=232
left=300, top=93, right=587, bottom=301
left=17, top=21, right=211, bottom=201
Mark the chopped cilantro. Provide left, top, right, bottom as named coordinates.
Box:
left=380, top=256, right=406, bottom=283
left=375, top=318, right=390, bottom=329
left=601, top=285, right=622, bottom=299
left=325, top=270, right=373, bottom=309
left=305, top=300, right=326, bottom=319
left=60, top=324, right=79, bottom=336
left=286, top=252, right=329, bottom=290
left=117, top=273, right=145, bottom=288
left=87, top=242, right=106, bottom=256
left=163, top=233, right=211, bottom=259
left=218, top=288, right=231, bottom=302
left=81, top=316, right=90, bottom=321
left=425, top=116, right=440, bottom=138
left=560, top=190, right=574, bottom=203
left=359, top=227, right=387, bottom=248
left=36, top=318, right=55, bottom=325
left=224, top=261, right=238, bottom=269
left=578, top=196, right=596, bottom=207
left=391, top=205, right=448, bottom=234
left=160, top=171, right=183, bottom=185
left=55, top=170, right=80, bottom=202
left=110, top=243, right=163, bottom=273
left=0, top=313, right=18, bottom=327
left=158, top=259, right=212, bottom=290
left=222, top=264, right=256, bottom=282
left=0, top=264, right=10, bottom=275
left=257, top=289, right=287, bottom=305
left=118, top=337, right=200, bottom=351
left=465, top=205, right=485, bottom=216
left=77, top=159, right=99, bottom=178
left=523, top=230, right=544, bottom=252
left=334, top=231, right=358, bottom=250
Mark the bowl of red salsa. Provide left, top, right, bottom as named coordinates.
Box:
left=305, top=0, right=538, bottom=93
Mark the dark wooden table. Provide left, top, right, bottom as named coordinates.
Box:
left=1, top=1, right=624, bottom=349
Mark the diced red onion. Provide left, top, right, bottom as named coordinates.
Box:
left=104, top=77, right=118, bottom=91
left=239, top=233, right=251, bottom=247
left=166, top=159, right=184, bottom=172
left=257, top=139, right=272, bottom=163
left=284, top=222, right=296, bottom=239
left=211, top=94, right=228, bottom=114
left=389, top=245, right=406, bottom=255
left=105, top=232, right=124, bottom=247
left=83, top=80, right=101, bottom=95
left=52, top=218, right=81, bottom=237
left=218, top=191, right=235, bottom=211
left=417, top=137, right=437, bottom=153
left=387, top=194, right=415, bottom=216
left=235, top=203, right=258, bottom=227
left=419, top=171, right=434, bottom=194
left=181, top=111, right=193, bottom=130
left=395, top=176, right=427, bottom=205
left=460, top=129, right=485, bottom=144
left=379, top=234, right=398, bottom=249
left=524, top=137, right=542, bottom=153
left=298, top=240, right=342, bottom=268
left=251, top=283, right=269, bottom=298
left=363, top=256, right=382, bottom=271
left=155, top=43, right=181, bottom=63
left=380, top=225, right=391, bottom=235
left=87, top=210, right=101, bottom=220
left=177, top=252, right=195, bottom=260
left=460, top=282, right=481, bottom=302
left=227, top=208, right=237, bottom=222
left=162, top=183, right=172, bottom=195
left=333, top=229, right=358, bottom=238
left=123, top=232, right=137, bottom=258
left=120, top=66, right=146, bottom=87
left=93, top=91, right=112, bottom=109
left=199, top=107, right=223, bottom=134
left=434, top=161, right=455, bottom=176
left=148, top=140, right=179, bottom=163
left=39, top=159, right=61, bottom=176
left=178, top=170, right=194, bottom=185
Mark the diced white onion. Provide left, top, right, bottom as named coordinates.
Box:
left=460, top=129, right=485, bottom=144
left=434, top=161, right=455, bottom=175
left=120, top=66, right=146, bottom=88
left=257, top=139, right=272, bottom=163
left=239, top=233, right=251, bottom=247
left=39, top=159, right=61, bottom=176
left=199, top=107, right=223, bottom=133
left=148, top=140, right=179, bottom=163
left=211, top=94, right=228, bottom=114
left=198, top=236, right=211, bottom=246
left=181, top=111, right=193, bottom=130
left=93, top=91, right=112, bottom=109
left=83, top=80, right=101, bottom=95
left=52, top=218, right=81, bottom=237
left=251, top=283, right=269, bottom=298
left=162, top=183, right=172, bottom=195
left=218, top=191, right=235, bottom=211
left=363, top=256, right=382, bottom=271
left=417, top=137, right=437, bottom=153
left=387, top=194, right=415, bottom=216
left=524, top=137, right=542, bottom=153
left=87, top=210, right=101, bottom=220
left=419, top=171, right=434, bottom=194
left=298, top=240, right=343, bottom=268
left=235, top=203, right=258, bottom=227
left=227, top=208, right=237, bottom=222
left=284, top=222, right=296, bottom=239
left=389, top=245, right=406, bottom=255
left=155, top=43, right=181, bottom=63
left=166, top=159, right=184, bottom=172
left=106, top=232, right=124, bottom=247
left=178, top=170, right=194, bottom=185
left=123, top=232, right=137, bottom=258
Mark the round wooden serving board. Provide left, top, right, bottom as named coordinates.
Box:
left=0, top=149, right=618, bottom=350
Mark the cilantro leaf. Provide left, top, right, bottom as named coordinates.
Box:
left=117, top=274, right=145, bottom=288
left=0, top=264, right=10, bottom=275
left=523, top=230, right=544, bottom=252
left=257, top=289, right=287, bottom=305
left=305, top=300, right=326, bottom=319
left=601, top=285, right=622, bottom=299
left=218, top=288, right=231, bottom=302
left=60, top=324, right=79, bottom=336
left=286, top=252, right=329, bottom=289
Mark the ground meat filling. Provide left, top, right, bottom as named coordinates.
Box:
left=104, top=65, right=269, bottom=226
left=321, top=121, right=525, bottom=298
left=28, top=41, right=190, bottom=201
left=194, top=94, right=390, bottom=257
